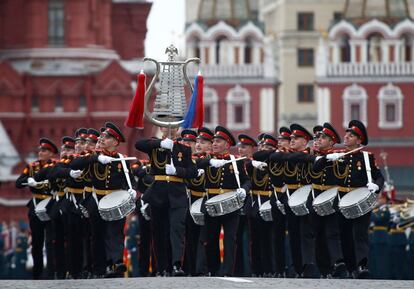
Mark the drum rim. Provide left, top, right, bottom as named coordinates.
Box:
left=205, top=191, right=238, bottom=204
left=338, top=188, right=375, bottom=208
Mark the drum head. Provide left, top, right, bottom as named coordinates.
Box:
left=289, top=185, right=311, bottom=206
left=99, top=190, right=129, bottom=210
left=36, top=197, right=51, bottom=210
left=314, top=187, right=338, bottom=204
left=190, top=198, right=203, bottom=213
left=339, top=187, right=371, bottom=207
left=260, top=200, right=272, bottom=210
left=206, top=191, right=237, bottom=204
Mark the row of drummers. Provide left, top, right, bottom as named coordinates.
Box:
left=134, top=120, right=384, bottom=279
left=15, top=119, right=384, bottom=279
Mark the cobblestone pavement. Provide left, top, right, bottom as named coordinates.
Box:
left=0, top=277, right=413, bottom=289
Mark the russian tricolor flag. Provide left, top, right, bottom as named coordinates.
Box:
left=182, top=72, right=204, bottom=129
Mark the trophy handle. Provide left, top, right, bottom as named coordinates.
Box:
left=182, top=57, right=201, bottom=93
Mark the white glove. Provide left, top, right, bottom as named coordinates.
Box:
left=326, top=152, right=345, bottom=162
left=209, top=159, right=227, bottom=168
left=252, top=160, right=267, bottom=171
left=197, top=169, right=205, bottom=177
left=236, top=188, right=247, bottom=201
left=140, top=202, right=150, bottom=221
left=160, top=138, right=174, bottom=150
left=98, top=155, right=115, bottom=164
left=128, top=189, right=137, bottom=199
left=165, top=160, right=177, bottom=175
left=27, top=177, right=38, bottom=187
left=367, top=182, right=379, bottom=194
left=69, top=169, right=83, bottom=179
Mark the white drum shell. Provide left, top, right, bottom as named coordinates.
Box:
left=312, top=187, right=338, bottom=216
left=205, top=191, right=243, bottom=217
left=288, top=185, right=311, bottom=216
left=190, top=197, right=205, bottom=225
left=35, top=197, right=52, bottom=221
left=259, top=200, right=273, bottom=222
left=338, top=188, right=378, bottom=219
left=98, top=190, right=136, bottom=221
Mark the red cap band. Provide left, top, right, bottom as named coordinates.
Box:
left=263, top=138, right=277, bottom=146
left=198, top=132, right=213, bottom=140
left=184, top=134, right=197, bottom=140
left=40, top=143, right=57, bottom=153
left=215, top=131, right=232, bottom=145
left=106, top=127, right=122, bottom=142
left=240, top=138, right=255, bottom=145
left=292, top=130, right=310, bottom=141
left=88, top=134, right=98, bottom=141
left=351, top=126, right=365, bottom=142
left=322, top=127, right=338, bottom=143
left=280, top=132, right=290, bottom=138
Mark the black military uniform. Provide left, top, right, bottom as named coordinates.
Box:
left=333, top=120, right=384, bottom=278
left=198, top=126, right=251, bottom=277
left=302, top=123, right=346, bottom=278
left=15, top=138, right=58, bottom=279
left=253, top=129, right=290, bottom=277
left=34, top=136, right=77, bottom=279
left=71, top=122, right=135, bottom=277
left=131, top=160, right=155, bottom=277
left=135, top=132, right=197, bottom=276
left=245, top=134, right=275, bottom=277
left=182, top=129, right=205, bottom=276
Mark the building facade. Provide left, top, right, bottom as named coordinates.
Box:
left=316, top=0, right=414, bottom=192
left=185, top=0, right=278, bottom=136
left=0, top=0, right=152, bottom=221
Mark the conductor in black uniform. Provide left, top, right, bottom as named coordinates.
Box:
left=135, top=126, right=197, bottom=276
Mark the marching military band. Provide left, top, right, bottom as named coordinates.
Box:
left=16, top=119, right=392, bottom=279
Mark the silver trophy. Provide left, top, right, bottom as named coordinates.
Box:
left=144, top=44, right=200, bottom=128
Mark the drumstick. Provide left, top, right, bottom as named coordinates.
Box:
left=22, top=180, right=49, bottom=186
left=110, top=157, right=137, bottom=162
left=327, top=146, right=364, bottom=162
left=221, top=157, right=247, bottom=165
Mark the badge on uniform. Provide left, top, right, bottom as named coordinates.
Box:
left=357, top=160, right=362, bottom=170
left=178, top=152, right=183, bottom=162
left=118, top=163, right=122, bottom=172
left=229, top=164, right=233, bottom=173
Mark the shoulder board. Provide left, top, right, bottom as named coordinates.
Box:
left=23, top=167, right=29, bottom=174
left=132, top=164, right=139, bottom=169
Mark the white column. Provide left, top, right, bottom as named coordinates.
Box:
left=361, top=40, right=368, bottom=63
left=332, top=42, right=340, bottom=64
left=260, top=88, right=275, bottom=132
left=382, top=41, right=389, bottom=63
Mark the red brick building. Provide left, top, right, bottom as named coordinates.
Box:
left=316, top=0, right=414, bottom=194
left=0, top=0, right=152, bottom=222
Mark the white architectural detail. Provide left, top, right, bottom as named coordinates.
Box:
left=226, top=84, right=251, bottom=130
left=317, top=87, right=331, bottom=124
left=259, top=88, right=275, bottom=132
left=203, top=86, right=219, bottom=127
left=342, top=83, right=368, bottom=128
left=0, top=121, right=20, bottom=178
left=377, top=83, right=404, bottom=129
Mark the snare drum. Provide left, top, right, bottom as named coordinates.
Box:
left=288, top=185, right=312, bottom=216
left=35, top=197, right=52, bottom=221
left=259, top=200, right=273, bottom=222
left=312, top=187, right=338, bottom=216
left=205, top=191, right=243, bottom=217
left=338, top=187, right=378, bottom=219
left=190, top=198, right=205, bottom=225
left=98, top=190, right=136, bottom=221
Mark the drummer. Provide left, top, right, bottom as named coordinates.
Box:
left=197, top=126, right=251, bottom=277
left=71, top=122, right=136, bottom=278
left=234, top=133, right=257, bottom=277
left=307, top=123, right=347, bottom=278
left=324, top=120, right=384, bottom=278
left=15, top=138, right=59, bottom=279
left=244, top=133, right=275, bottom=277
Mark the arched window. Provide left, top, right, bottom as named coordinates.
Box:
left=378, top=83, right=403, bottom=129
left=79, top=94, right=86, bottom=112
left=367, top=33, right=383, bottom=62
left=339, top=34, right=351, bottom=63
left=342, top=83, right=368, bottom=128
left=401, top=34, right=412, bottom=62
left=215, top=36, right=228, bottom=64
left=55, top=91, right=63, bottom=112
left=226, top=85, right=251, bottom=130
left=244, top=37, right=254, bottom=64
left=48, top=0, right=65, bottom=45
left=203, top=86, right=219, bottom=127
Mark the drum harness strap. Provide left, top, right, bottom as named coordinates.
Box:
left=336, top=151, right=372, bottom=202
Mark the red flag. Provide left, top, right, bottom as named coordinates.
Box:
left=193, top=73, right=204, bottom=128
left=125, top=70, right=146, bottom=129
